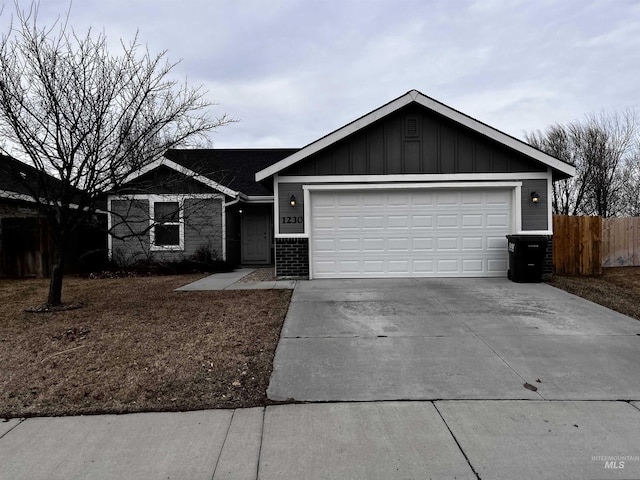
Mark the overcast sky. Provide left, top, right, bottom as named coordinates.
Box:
left=4, top=0, right=640, bottom=149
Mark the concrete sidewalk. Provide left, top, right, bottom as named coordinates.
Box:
left=175, top=269, right=296, bottom=291
left=2, top=401, right=640, bottom=480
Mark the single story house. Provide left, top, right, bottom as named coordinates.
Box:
left=108, top=89, right=575, bottom=278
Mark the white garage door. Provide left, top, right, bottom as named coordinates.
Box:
left=310, top=188, right=511, bottom=278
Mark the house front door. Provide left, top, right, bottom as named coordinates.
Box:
left=241, top=208, right=270, bottom=264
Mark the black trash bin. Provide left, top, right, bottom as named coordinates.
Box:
left=506, top=235, right=548, bottom=283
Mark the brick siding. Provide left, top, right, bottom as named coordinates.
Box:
left=275, top=237, right=309, bottom=278
left=543, top=234, right=553, bottom=280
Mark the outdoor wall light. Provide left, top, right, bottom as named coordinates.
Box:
left=531, top=191, right=540, bottom=204
left=290, top=194, right=297, bottom=207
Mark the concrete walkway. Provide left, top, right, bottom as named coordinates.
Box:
left=2, top=401, right=640, bottom=479
left=175, top=268, right=296, bottom=291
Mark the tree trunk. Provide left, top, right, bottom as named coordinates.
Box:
left=47, top=238, right=66, bottom=306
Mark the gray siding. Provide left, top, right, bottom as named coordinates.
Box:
left=281, top=104, right=547, bottom=177
left=110, top=197, right=224, bottom=266
left=182, top=198, right=223, bottom=259
left=111, top=199, right=150, bottom=265
left=521, top=179, right=548, bottom=231
left=278, top=183, right=304, bottom=234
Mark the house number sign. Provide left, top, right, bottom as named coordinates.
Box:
left=281, top=216, right=303, bottom=224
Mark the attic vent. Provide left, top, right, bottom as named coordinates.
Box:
left=405, top=117, right=419, bottom=137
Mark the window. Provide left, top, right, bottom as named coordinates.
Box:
left=150, top=200, right=183, bottom=250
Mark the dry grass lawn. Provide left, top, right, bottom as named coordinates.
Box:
left=549, top=267, right=640, bottom=321
left=0, top=274, right=291, bottom=418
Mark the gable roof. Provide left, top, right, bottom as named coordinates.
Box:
left=165, top=149, right=298, bottom=196
left=255, top=89, right=576, bottom=181
left=0, top=154, right=65, bottom=202
left=120, top=149, right=299, bottom=197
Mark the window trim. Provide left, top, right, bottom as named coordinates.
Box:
left=149, top=196, right=185, bottom=251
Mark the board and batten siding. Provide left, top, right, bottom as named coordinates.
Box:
left=278, top=183, right=304, bottom=234
left=110, top=197, right=223, bottom=265
left=521, top=179, right=548, bottom=231
left=280, top=104, right=547, bottom=177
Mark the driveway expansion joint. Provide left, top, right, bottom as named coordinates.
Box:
left=433, top=402, right=482, bottom=480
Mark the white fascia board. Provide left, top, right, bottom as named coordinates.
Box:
left=302, top=181, right=522, bottom=192
left=243, top=195, right=274, bottom=204
left=0, top=189, right=106, bottom=213
left=278, top=172, right=550, bottom=184
left=122, top=158, right=239, bottom=198
left=256, top=89, right=575, bottom=182
left=108, top=193, right=225, bottom=201
left=0, top=190, right=34, bottom=203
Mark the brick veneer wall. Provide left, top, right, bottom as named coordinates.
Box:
left=275, top=237, right=309, bottom=278
left=543, top=234, right=553, bottom=280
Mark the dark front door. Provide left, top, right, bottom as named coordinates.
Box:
left=241, top=208, right=270, bottom=264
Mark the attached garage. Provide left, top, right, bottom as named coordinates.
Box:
left=309, top=187, right=512, bottom=278
left=256, top=90, right=576, bottom=280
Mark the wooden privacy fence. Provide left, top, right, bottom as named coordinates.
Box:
left=553, top=215, right=640, bottom=275
left=602, top=217, right=640, bottom=267
left=553, top=215, right=602, bottom=275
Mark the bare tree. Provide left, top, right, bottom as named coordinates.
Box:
left=620, top=152, right=640, bottom=216
left=526, top=110, right=638, bottom=217
left=0, top=3, right=232, bottom=306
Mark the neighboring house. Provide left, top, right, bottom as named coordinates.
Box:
left=0, top=155, right=106, bottom=277
left=110, top=89, right=576, bottom=278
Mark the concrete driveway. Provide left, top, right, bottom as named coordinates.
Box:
left=267, top=278, right=640, bottom=402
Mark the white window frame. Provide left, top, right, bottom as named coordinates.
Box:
left=149, top=196, right=185, bottom=251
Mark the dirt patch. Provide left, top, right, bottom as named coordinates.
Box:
left=549, top=267, right=640, bottom=321
left=0, top=274, right=291, bottom=418
left=238, top=267, right=276, bottom=283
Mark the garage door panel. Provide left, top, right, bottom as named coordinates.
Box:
left=363, top=238, right=384, bottom=251
left=413, top=237, right=434, bottom=250
left=437, top=215, right=458, bottom=228
left=412, top=215, right=433, bottom=228
left=314, top=238, right=336, bottom=252
left=462, top=237, right=483, bottom=250
left=363, top=216, right=384, bottom=229
left=363, top=260, right=384, bottom=273
left=412, top=192, right=434, bottom=206
left=388, top=193, right=410, bottom=206
left=311, top=189, right=511, bottom=278
left=388, top=237, right=410, bottom=251
left=337, top=238, right=360, bottom=251
left=436, top=191, right=458, bottom=205
left=437, top=237, right=458, bottom=250
left=487, top=191, right=510, bottom=205
left=314, top=216, right=336, bottom=230
left=462, top=214, right=483, bottom=227
left=487, top=236, right=508, bottom=250
left=461, top=191, right=484, bottom=205
left=437, top=259, right=459, bottom=272
left=463, top=259, right=483, bottom=272
left=487, top=214, right=509, bottom=227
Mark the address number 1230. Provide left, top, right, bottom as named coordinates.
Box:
left=282, top=216, right=303, bottom=224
